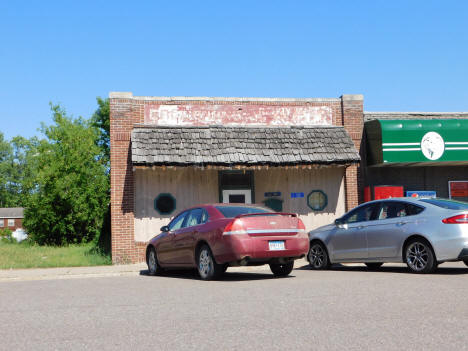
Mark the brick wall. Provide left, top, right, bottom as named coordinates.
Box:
left=110, top=92, right=363, bottom=264
left=340, top=95, right=364, bottom=211
left=0, top=218, right=22, bottom=231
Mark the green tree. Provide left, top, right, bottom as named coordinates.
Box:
left=0, top=132, right=13, bottom=207
left=91, top=97, right=110, bottom=167
left=8, top=136, right=41, bottom=206
left=24, top=104, right=109, bottom=245
left=90, top=97, right=111, bottom=254
left=0, top=133, right=41, bottom=207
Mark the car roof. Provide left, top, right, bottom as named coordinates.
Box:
left=362, top=197, right=467, bottom=207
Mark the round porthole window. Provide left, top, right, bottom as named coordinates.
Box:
left=154, top=193, right=176, bottom=215
left=307, top=190, right=327, bottom=211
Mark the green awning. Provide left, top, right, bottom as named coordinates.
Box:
left=365, top=119, right=468, bottom=165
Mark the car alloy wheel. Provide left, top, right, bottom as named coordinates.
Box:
left=308, top=242, right=330, bottom=270
left=147, top=248, right=162, bottom=275
left=405, top=239, right=436, bottom=274
left=197, top=245, right=223, bottom=280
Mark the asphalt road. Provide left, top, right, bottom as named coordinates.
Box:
left=1, top=262, right=468, bottom=351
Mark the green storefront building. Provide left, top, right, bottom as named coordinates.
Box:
left=363, top=112, right=468, bottom=202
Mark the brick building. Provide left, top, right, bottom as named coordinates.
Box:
left=110, top=92, right=364, bottom=264
left=0, top=207, right=24, bottom=231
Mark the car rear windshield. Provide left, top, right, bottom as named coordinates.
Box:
left=215, top=206, right=273, bottom=218
left=419, top=198, right=468, bottom=210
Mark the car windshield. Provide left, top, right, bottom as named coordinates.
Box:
left=215, top=206, right=273, bottom=218
left=419, top=198, right=468, bottom=210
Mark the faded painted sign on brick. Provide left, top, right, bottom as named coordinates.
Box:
left=144, top=104, right=332, bottom=126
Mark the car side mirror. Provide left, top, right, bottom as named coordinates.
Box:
left=160, top=225, right=170, bottom=233
left=334, top=218, right=347, bottom=229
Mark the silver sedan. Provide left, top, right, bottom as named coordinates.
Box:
left=308, top=197, right=468, bottom=273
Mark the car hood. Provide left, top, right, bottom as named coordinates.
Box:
left=308, top=223, right=335, bottom=235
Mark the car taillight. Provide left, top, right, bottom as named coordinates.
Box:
left=442, top=214, right=468, bottom=224
left=297, top=219, right=306, bottom=233
left=223, top=219, right=247, bottom=235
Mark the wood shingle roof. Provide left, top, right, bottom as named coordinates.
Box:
left=131, top=125, right=360, bottom=166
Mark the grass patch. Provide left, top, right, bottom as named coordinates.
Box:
left=0, top=241, right=112, bottom=269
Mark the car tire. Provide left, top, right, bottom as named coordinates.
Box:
left=197, top=245, right=223, bottom=280
left=269, top=261, right=294, bottom=277
left=404, top=238, right=437, bottom=274
left=147, top=247, right=164, bottom=276
left=365, top=262, right=383, bottom=270
left=308, top=241, right=331, bottom=270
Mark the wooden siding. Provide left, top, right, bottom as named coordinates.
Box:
left=134, top=166, right=346, bottom=242
left=254, top=167, right=346, bottom=230
left=134, top=168, right=219, bottom=242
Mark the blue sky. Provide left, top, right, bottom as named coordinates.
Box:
left=1, top=0, right=467, bottom=140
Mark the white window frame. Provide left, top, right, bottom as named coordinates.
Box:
left=222, top=189, right=252, bottom=204
left=7, top=219, right=14, bottom=227
left=0, top=220, right=3, bottom=227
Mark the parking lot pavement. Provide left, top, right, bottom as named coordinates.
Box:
left=0, top=258, right=309, bottom=282
left=0, top=257, right=445, bottom=282
left=1, top=261, right=468, bottom=351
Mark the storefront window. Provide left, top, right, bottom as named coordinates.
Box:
left=264, top=198, right=283, bottom=212
left=307, top=190, right=327, bottom=211
left=154, top=193, right=176, bottom=215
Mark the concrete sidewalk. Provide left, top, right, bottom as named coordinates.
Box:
left=0, top=263, right=147, bottom=282
left=0, top=258, right=312, bottom=282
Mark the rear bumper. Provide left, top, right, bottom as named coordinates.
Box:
left=214, top=233, right=309, bottom=265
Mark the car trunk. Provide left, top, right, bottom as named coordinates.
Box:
left=237, top=213, right=303, bottom=237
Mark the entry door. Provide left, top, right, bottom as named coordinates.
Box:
left=222, top=189, right=252, bottom=204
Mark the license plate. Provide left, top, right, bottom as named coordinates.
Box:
left=269, top=240, right=285, bottom=251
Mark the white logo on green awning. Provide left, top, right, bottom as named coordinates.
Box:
left=421, top=132, right=445, bottom=160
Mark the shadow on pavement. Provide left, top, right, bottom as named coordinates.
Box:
left=295, top=263, right=468, bottom=275
left=139, top=269, right=290, bottom=281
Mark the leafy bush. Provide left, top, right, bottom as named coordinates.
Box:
left=0, top=228, right=17, bottom=243
left=23, top=105, right=109, bottom=245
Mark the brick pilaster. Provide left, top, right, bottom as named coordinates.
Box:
left=341, top=94, right=364, bottom=210
left=110, top=92, right=142, bottom=264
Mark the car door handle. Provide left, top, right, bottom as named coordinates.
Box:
left=357, top=226, right=364, bottom=230
left=397, top=221, right=408, bottom=226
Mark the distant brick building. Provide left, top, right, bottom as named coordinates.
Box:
left=0, top=207, right=24, bottom=231
left=109, top=92, right=364, bottom=264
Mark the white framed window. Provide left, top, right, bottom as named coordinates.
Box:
left=7, top=219, right=14, bottom=227
left=0, top=220, right=3, bottom=227
left=222, top=189, right=252, bottom=204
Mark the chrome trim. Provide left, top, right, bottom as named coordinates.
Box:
left=224, top=228, right=301, bottom=235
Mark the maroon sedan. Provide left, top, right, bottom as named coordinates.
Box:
left=146, top=204, right=309, bottom=280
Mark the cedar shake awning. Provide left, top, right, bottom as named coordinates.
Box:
left=131, top=125, right=360, bottom=167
